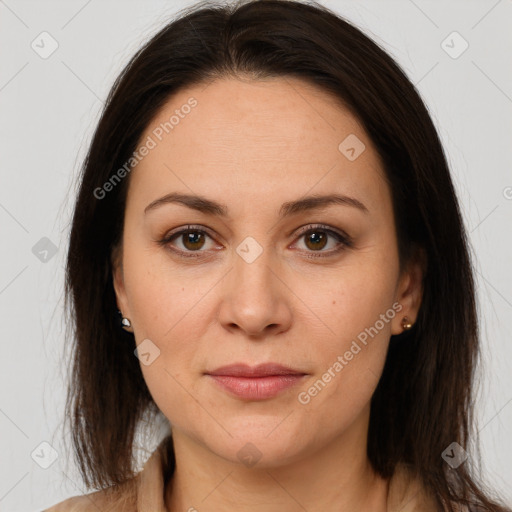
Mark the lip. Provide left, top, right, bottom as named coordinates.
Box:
left=205, top=363, right=307, bottom=400
left=206, top=363, right=306, bottom=377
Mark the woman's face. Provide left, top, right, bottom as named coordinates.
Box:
left=113, top=76, right=423, bottom=468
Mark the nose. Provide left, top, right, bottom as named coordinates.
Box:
left=217, top=246, right=293, bottom=339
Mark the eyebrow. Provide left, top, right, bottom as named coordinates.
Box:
left=144, top=192, right=369, bottom=217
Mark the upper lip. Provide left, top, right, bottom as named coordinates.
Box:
left=206, top=363, right=306, bottom=377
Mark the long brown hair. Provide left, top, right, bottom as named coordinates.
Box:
left=63, top=0, right=511, bottom=510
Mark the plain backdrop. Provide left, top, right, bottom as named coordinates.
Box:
left=0, top=0, right=511, bottom=510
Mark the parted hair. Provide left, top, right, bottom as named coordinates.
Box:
left=63, top=1, right=510, bottom=510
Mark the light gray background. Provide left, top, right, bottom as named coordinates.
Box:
left=0, top=0, right=511, bottom=510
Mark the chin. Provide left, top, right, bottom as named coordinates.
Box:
left=201, top=416, right=315, bottom=469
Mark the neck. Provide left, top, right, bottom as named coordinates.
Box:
left=164, top=410, right=390, bottom=512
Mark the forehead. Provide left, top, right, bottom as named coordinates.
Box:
left=128, top=76, right=389, bottom=215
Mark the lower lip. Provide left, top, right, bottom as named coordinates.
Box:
left=207, top=374, right=306, bottom=400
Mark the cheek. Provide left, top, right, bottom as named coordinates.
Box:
left=130, top=277, right=208, bottom=431
left=122, top=239, right=209, bottom=338
left=296, top=256, right=398, bottom=349
left=121, top=247, right=209, bottom=401
left=292, top=259, right=397, bottom=410
left=294, top=302, right=393, bottom=443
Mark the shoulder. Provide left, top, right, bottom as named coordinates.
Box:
left=43, top=487, right=128, bottom=512
left=43, top=436, right=171, bottom=512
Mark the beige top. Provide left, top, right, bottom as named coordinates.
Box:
left=44, top=437, right=442, bottom=511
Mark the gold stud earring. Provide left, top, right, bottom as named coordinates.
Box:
left=401, top=316, right=413, bottom=331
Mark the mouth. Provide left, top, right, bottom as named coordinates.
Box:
left=204, top=363, right=308, bottom=400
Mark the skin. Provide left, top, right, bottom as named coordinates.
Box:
left=112, top=76, right=425, bottom=512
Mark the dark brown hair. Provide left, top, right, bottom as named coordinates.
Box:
left=63, top=0, right=511, bottom=510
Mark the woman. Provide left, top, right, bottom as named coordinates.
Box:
left=45, top=0, right=511, bottom=510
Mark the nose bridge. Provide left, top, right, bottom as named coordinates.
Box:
left=218, top=233, right=291, bottom=336
left=232, top=234, right=276, bottom=301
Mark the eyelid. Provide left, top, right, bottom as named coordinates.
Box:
left=164, top=224, right=216, bottom=239
left=292, top=223, right=351, bottom=242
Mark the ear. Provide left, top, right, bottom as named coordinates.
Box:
left=391, top=246, right=427, bottom=335
left=111, top=243, right=130, bottom=318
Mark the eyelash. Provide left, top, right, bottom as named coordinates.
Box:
left=157, top=224, right=353, bottom=260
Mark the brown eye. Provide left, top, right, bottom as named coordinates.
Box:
left=180, top=230, right=206, bottom=251
left=293, top=225, right=351, bottom=258
left=158, top=223, right=352, bottom=260
left=303, top=230, right=329, bottom=251
left=158, top=225, right=219, bottom=258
